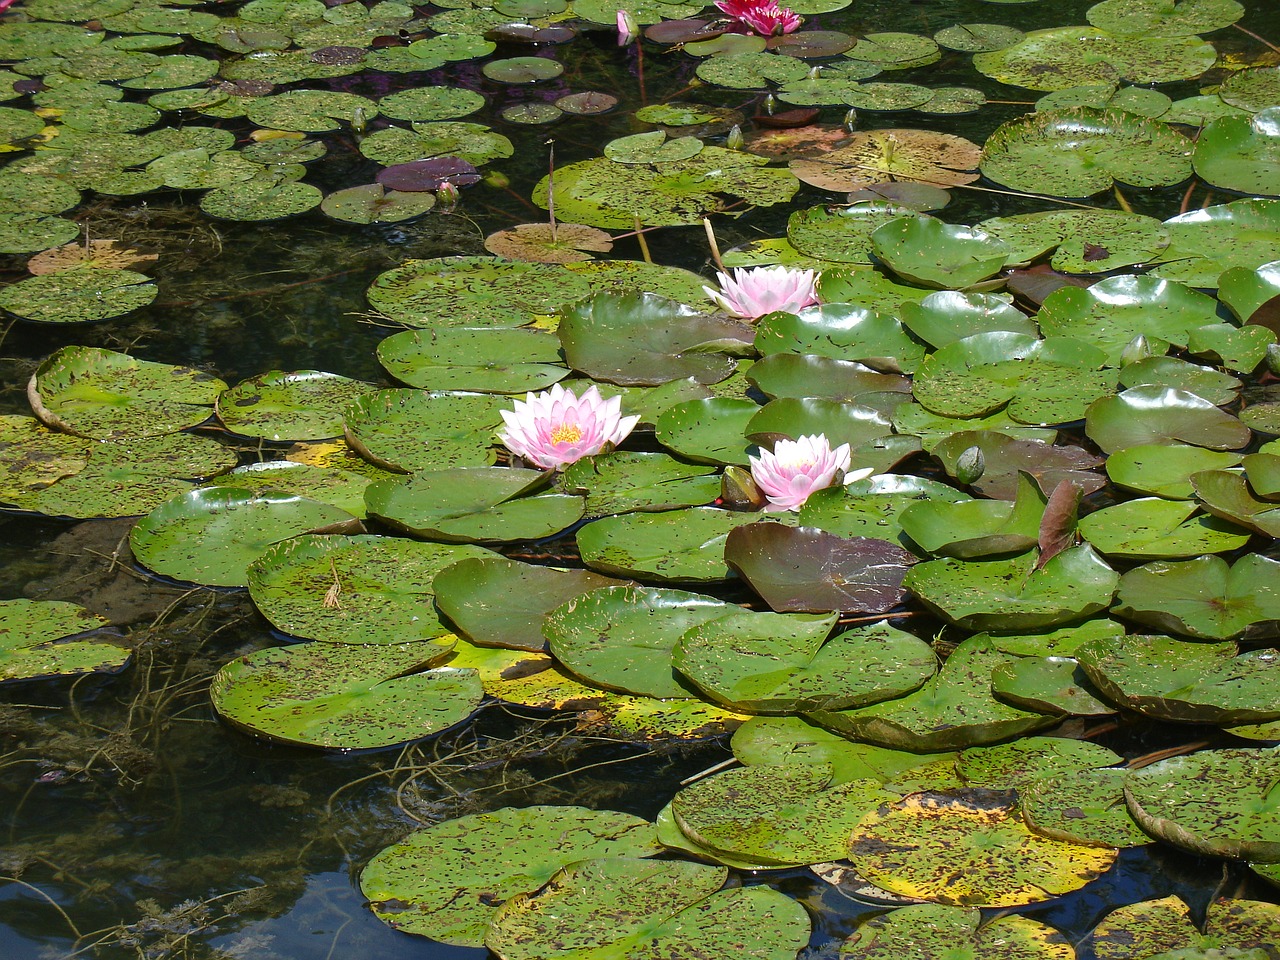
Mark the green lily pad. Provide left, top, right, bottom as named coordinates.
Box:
left=29, top=346, right=225, bottom=439
left=747, top=354, right=910, bottom=404
left=898, top=291, right=1036, bottom=348
left=1193, top=469, right=1280, bottom=537
left=912, top=333, right=1114, bottom=426
left=246, top=89, right=376, bottom=131
left=726, top=523, right=918, bottom=614
left=980, top=107, right=1193, bottom=197
left=1194, top=108, right=1280, bottom=197
left=671, top=763, right=893, bottom=866
left=840, top=904, right=1074, bottom=958
left=847, top=788, right=1117, bottom=906
left=1112, top=554, right=1280, bottom=639
left=200, top=178, right=321, bottom=221
left=845, top=32, right=940, bottom=69
left=486, top=856, right=810, bottom=960
left=1087, top=0, right=1244, bottom=36
left=1020, top=768, right=1151, bottom=848
left=654, top=397, right=759, bottom=466
left=343, top=390, right=507, bottom=473
left=1187, top=323, right=1277, bottom=373
left=532, top=147, right=799, bottom=229
left=208, top=460, right=379, bottom=518
left=899, top=470, right=1046, bottom=558
left=958, top=735, right=1121, bottom=789
left=746, top=397, right=893, bottom=452
left=1152, top=198, right=1280, bottom=288
left=1107, top=444, right=1244, bottom=499
left=789, top=129, right=981, bottom=194
left=359, top=121, right=513, bottom=167
left=732, top=714, right=943, bottom=785
left=754, top=303, right=926, bottom=375
left=319, top=183, right=437, bottom=224
left=377, top=85, right=485, bottom=122
left=0, top=267, right=157, bottom=323
left=361, top=806, right=659, bottom=946
left=786, top=202, right=911, bottom=265
left=869, top=216, right=1010, bottom=289
left=217, top=370, right=373, bottom=441
left=367, top=256, right=594, bottom=328
left=1077, top=633, right=1280, bottom=724
left=978, top=208, right=1170, bottom=274
left=366, top=467, right=584, bottom=543
left=211, top=641, right=478, bottom=749
left=694, top=50, right=810, bottom=89
left=376, top=327, right=566, bottom=394
left=1218, top=260, right=1280, bottom=326
left=1037, top=275, right=1224, bottom=366
left=431, top=556, right=624, bottom=653
left=1118, top=357, right=1242, bottom=408
left=130, top=487, right=354, bottom=587
left=1079, top=497, right=1250, bottom=559
left=809, top=637, right=1057, bottom=752
left=904, top=545, right=1118, bottom=631
left=247, top=534, right=493, bottom=644
left=559, top=291, right=751, bottom=386
left=1086, top=386, right=1252, bottom=454
left=577, top=507, right=757, bottom=583
left=544, top=585, right=734, bottom=698
left=559, top=451, right=719, bottom=516
left=676, top=615, right=934, bottom=715
left=0, top=598, right=125, bottom=683
left=797, top=474, right=968, bottom=548
left=1124, top=749, right=1280, bottom=862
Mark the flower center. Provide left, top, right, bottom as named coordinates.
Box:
left=551, top=423, right=583, bottom=445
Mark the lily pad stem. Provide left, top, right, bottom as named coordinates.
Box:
left=703, top=217, right=725, bottom=273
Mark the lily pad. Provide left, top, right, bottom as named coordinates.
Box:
left=217, top=370, right=372, bottom=441
left=1020, top=768, right=1151, bottom=848
left=559, top=291, right=752, bottom=386
left=1124, top=749, right=1280, bottom=862
left=1079, top=497, right=1250, bottom=559
left=343, top=390, right=507, bottom=473
left=365, top=467, right=584, bottom=544
left=30, top=346, right=224, bottom=439
left=1077, top=633, right=1280, bottom=724
left=577, top=507, right=758, bottom=583
left=1112, top=554, right=1280, bottom=639
left=544, top=585, right=734, bottom=698
left=980, top=108, right=1192, bottom=198
left=904, top=545, right=1118, bottom=631
left=211, top=642, right=479, bottom=750
left=130, top=487, right=354, bottom=587
left=0, top=598, right=125, bottom=683
left=754, top=303, right=926, bottom=374
left=559, top=451, right=721, bottom=516
left=676, top=616, right=934, bottom=715
left=847, top=788, right=1117, bottom=906
left=809, top=637, right=1057, bottom=752
left=1086, top=386, right=1252, bottom=454
left=376, top=327, right=567, bottom=394
left=789, top=128, right=981, bottom=192
left=1106, top=444, right=1245, bottom=500
left=870, top=216, right=1010, bottom=289
left=0, top=267, right=157, bottom=324
left=431, top=556, right=624, bottom=653
left=1087, top=896, right=1280, bottom=960
left=1153, top=198, right=1280, bottom=288
left=1193, top=468, right=1280, bottom=537
left=1194, top=108, right=1280, bottom=197
left=486, top=856, right=810, bottom=960
left=360, top=806, right=660, bottom=946
left=840, top=903, right=1074, bottom=958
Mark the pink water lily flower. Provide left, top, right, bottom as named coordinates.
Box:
left=616, top=8, right=639, bottom=45
left=498, top=383, right=639, bottom=470
left=749, top=434, right=870, bottom=511
left=703, top=265, right=819, bottom=320
left=714, top=0, right=801, bottom=36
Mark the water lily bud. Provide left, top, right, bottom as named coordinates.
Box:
left=806, top=65, right=822, bottom=81
left=436, top=179, right=460, bottom=212
left=351, top=106, right=367, bottom=137
left=843, top=108, right=857, bottom=132
left=955, top=445, right=985, bottom=486
left=483, top=169, right=510, bottom=189
left=1120, top=334, right=1154, bottom=366
left=1267, top=342, right=1280, bottom=376
left=616, top=9, right=639, bottom=46
left=726, top=124, right=744, bottom=151
left=762, top=93, right=776, bottom=116
left=721, top=465, right=765, bottom=510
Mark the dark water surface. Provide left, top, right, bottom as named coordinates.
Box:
left=1, top=0, right=1279, bottom=957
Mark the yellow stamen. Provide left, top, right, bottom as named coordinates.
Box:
left=551, top=423, right=583, bottom=445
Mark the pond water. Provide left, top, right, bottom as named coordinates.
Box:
left=1, top=0, right=1279, bottom=956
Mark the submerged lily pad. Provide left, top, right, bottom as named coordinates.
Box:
left=0, top=268, right=157, bottom=323
left=0, top=598, right=125, bottom=683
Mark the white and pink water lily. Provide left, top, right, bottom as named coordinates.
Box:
left=703, top=265, right=819, bottom=320
left=498, top=383, right=639, bottom=470
left=749, top=434, right=871, bottom=511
